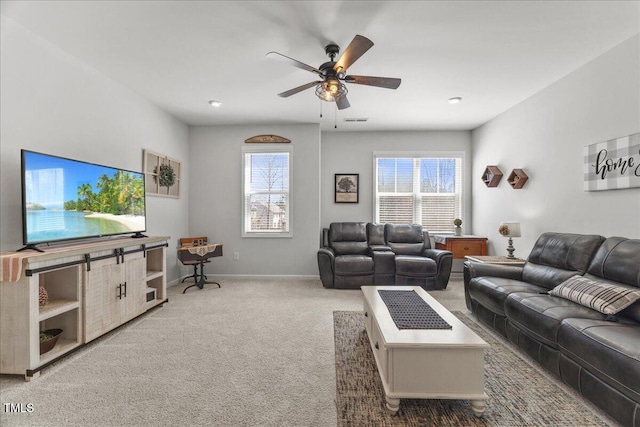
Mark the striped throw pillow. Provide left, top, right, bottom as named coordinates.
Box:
left=549, top=275, right=640, bottom=314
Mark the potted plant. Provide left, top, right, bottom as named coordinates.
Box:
left=454, top=218, right=462, bottom=236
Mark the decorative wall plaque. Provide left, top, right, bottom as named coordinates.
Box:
left=583, top=132, right=640, bottom=191
left=244, top=135, right=291, bottom=144
left=143, top=149, right=181, bottom=198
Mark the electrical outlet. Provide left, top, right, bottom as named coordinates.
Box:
left=233, top=252, right=240, bottom=261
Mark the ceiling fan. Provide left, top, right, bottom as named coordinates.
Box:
left=267, top=35, right=401, bottom=110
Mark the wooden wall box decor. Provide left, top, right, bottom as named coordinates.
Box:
left=482, top=166, right=503, bottom=187
left=244, top=135, right=291, bottom=143
left=507, top=169, right=529, bottom=189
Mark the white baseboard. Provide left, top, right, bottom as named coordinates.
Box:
left=212, top=274, right=320, bottom=281
left=170, top=274, right=320, bottom=285
left=171, top=273, right=461, bottom=285
left=167, top=277, right=183, bottom=287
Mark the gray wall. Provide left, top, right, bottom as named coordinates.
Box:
left=188, top=124, right=321, bottom=278
left=321, top=131, right=472, bottom=273
left=321, top=131, right=473, bottom=228
left=188, top=128, right=471, bottom=278
left=0, top=17, right=190, bottom=283
left=472, top=34, right=640, bottom=257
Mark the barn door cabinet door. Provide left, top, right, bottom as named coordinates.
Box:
left=84, top=252, right=146, bottom=342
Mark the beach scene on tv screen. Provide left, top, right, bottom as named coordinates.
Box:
left=24, top=152, right=145, bottom=244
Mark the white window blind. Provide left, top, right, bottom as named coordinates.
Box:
left=374, top=154, right=463, bottom=233
left=242, top=149, right=291, bottom=237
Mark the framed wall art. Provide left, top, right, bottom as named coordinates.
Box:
left=583, top=132, right=640, bottom=191
left=335, top=173, right=359, bottom=203
left=143, top=149, right=181, bottom=198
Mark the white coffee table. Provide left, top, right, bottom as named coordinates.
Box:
left=361, top=286, right=489, bottom=416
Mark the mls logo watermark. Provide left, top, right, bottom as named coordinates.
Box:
left=3, top=402, right=34, bottom=413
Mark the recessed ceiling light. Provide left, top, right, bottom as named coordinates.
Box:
left=448, top=97, right=462, bottom=104
left=208, top=100, right=222, bottom=107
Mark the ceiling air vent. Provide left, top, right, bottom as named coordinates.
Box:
left=343, top=118, right=369, bottom=123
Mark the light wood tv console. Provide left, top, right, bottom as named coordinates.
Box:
left=0, top=236, right=168, bottom=380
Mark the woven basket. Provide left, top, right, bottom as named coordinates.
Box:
left=40, top=329, right=63, bottom=355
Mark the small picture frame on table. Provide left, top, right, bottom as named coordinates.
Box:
left=335, top=174, right=359, bottom=203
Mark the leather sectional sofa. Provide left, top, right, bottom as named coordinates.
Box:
left=317, top=222, right=453, bottom=290
left=464, top=232, right=640, bottom=426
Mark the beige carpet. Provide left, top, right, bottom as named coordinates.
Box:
left=334, top=310, right=618, bottom=426
left=0, top=279, right=365, bottom=426
left=0, top=279, right=611, bottom=426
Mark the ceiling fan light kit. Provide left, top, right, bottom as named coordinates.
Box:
left=315, top=79, right=348, bottom=102
left=267, top=35, right=401, bottom=110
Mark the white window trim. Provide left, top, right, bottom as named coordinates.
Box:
left=242, top=145, right=293, bottom=238
left=372, top=151, right=465, bottom=233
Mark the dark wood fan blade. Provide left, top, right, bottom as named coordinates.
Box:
left=344, top=75, right=401, bottom=89
left=266, top=52, right=323, bottom=75
left=336, top=95, right=351, bottom=110
left=277, top=81, right=322, bottom=98
left=333, top=35, right=374, bottom=74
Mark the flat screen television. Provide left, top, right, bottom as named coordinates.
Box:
left=21, top=150, right=146, bottom=250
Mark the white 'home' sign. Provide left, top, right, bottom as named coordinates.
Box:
left=583, top=132, right=640, bottom=191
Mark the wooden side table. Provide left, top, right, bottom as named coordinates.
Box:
left=434, top=235, right=487, bottom=259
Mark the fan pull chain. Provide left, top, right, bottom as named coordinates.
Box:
left=320, top=100, right=323, bottom=118
left=334, top=104, right=338, bottom=129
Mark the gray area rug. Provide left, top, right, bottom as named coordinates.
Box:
left=333, top=311, right=617, bottom=427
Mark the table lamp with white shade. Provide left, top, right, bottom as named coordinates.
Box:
left=498, top=222, right=521, bottom=258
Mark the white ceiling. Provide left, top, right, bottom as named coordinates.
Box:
left=2, top=1, right=639, bottom=131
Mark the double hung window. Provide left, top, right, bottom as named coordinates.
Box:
left=242, top=148, right=291, bottom=237
left=374, top=153, right=463, bottom=233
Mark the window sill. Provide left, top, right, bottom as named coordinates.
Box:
left=242, top=232, right=293, bottom=239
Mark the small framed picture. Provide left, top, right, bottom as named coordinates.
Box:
left=335, top=174, right=359, bottom=203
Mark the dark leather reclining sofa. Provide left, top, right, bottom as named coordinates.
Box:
left=317, top=222, right=453, bottom=290
left=464, top=232, right=640, bottom=426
